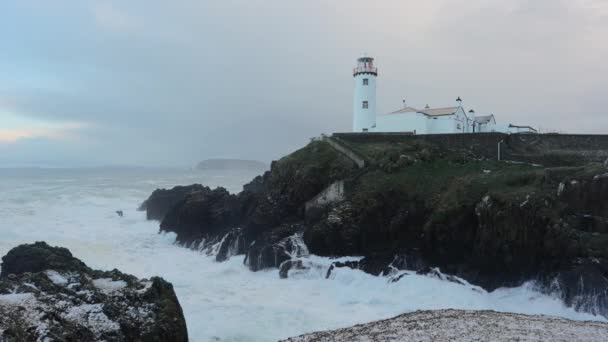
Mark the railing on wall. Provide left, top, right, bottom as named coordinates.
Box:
left=353, top=67, right=378, bottom=76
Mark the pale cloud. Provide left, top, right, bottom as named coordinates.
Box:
left=0, top=122, right=88, bottom=143
left=0, top=111, right=88, bottom=143
left=91, top=1, right=138, bottom=33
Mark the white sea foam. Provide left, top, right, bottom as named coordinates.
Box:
left=63, top=303, right=120, bottom=333
left=0, top=167, right=603, bottom=342
left=92, top=278, right=127, bottom=294
left=46, top=270, right=69, bottom=285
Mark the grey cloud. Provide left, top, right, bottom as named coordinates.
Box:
left=1, top=0, right=606, bottom=166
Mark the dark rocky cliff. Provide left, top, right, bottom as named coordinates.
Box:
left=142, top=137, right=608, bottom=318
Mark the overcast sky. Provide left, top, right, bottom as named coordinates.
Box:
left=1, top=0, right=607, bottom=167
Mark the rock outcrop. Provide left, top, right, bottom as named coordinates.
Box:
left=281, top=309, right=608, bottom=342
left=143, top=141, right=355, bottom=272
left=143, top=138, right=608, bottom=318
left=160, top=187, right=241, bottom=244
left=140, top=184, right=205, bottom=221
left=0, top=242, right=188, bottom=342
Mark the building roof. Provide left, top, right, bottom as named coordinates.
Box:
left=474, top=115, right=495, bottom=124
left=388, top=107, right=418, bottom=114
left=387, top=106, right=459, bottom=117
left=418, top=107, right=458, bottom=116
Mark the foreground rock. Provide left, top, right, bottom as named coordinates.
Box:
left=0, top=242, right=188, bottom=342
left=282, top=309, right=608, bottom=342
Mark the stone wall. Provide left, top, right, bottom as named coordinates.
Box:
left=334, top=132, right=507, bottom=161
left=322, top=136, right=366, bottom=168
left=305, top=180, right=345, bottom=213
left=333, top=132, right=608, bottom=166
left=506, top=134, right=608, bottom=164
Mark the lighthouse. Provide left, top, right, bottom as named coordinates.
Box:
left=352, top=55, right=378, bottom=132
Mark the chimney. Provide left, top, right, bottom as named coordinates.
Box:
left=402, top=99, right=407, bottom=109
left=456, top=97, right=462, bottom=107
left=425, top=104, right=430, bottom=109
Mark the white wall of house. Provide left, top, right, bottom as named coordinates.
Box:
left=374, top=107, right=475, bottom=135
left=373, top=113, right=427, bottom=133
left=477, top=123, right=488, bottom=132
left=425, top=108, right=470, bottom=134
left=426, top=115, right=454, bottom=134
left=455, top=108, right=469, bottom=133
left=478, top=122, right=498, bottom=132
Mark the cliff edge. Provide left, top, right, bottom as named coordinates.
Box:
left=142, top=134, right=608, bottom=318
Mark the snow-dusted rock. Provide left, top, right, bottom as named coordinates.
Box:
left=283, top=309, right=608, bottom=342
left=0, top=242, right=188, bottom=341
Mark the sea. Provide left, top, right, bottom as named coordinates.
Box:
left=0, top=167, right=602, bottom=341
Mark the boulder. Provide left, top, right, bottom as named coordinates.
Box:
left=324, top=254, right=396, bottom=278
left=215, top=229, right=246, bottom=262
left=0, top=241, right=87, bottom=278
left=543, top=257, right=608, bottom=318
left=325, top=261, right=359, bottom=279
left=279, top=260, right=307, bottom=279
left=0, top=242, right=188, bottom=342
left=244, top=225, right=307, bottom=272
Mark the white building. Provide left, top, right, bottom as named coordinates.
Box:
left=351, top=56, right=537, bottom=135
left=473, top=114, right=497, bottom=133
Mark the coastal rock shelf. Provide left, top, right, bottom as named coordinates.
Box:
left=281, top=309, right=608, bottom=342
left=142, top=135, right=608, bottom=318
left=0, top=242, right=188, bottom=341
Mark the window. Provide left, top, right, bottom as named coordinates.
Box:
left=363, top=78, right=369, bottom=86
left=362, top=101, right=369, bottom=109
left=362, top=128, right=369, bottom=132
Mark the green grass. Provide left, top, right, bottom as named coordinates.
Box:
left=340, top=140, right=437, bottom=164
left=353, top=158, right=544, bottom=210
left=278, top=141, right=338, bottom=166
left=281, top=140, right=601, bottom=220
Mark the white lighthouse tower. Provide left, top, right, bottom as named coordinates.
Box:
left=352, top=55, right=378, bottom=132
